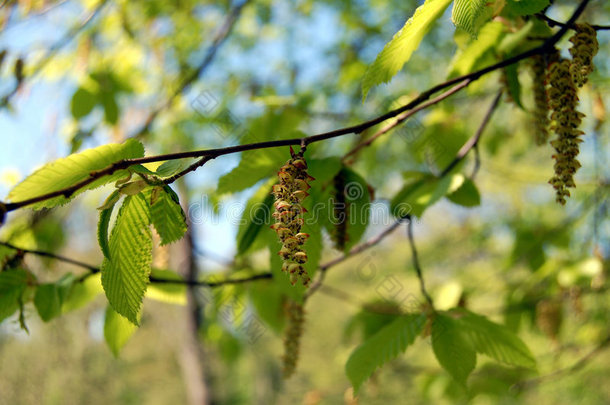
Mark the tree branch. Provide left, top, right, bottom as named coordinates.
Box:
left=440, top=90, right=502, bottom=177
left=0, top=1, right=591, bottom=215
left=536, top=13, right=610, bottom=31
left=343, top=79, right=472, bottom=160
left=305, top=218, right=405, bottom=299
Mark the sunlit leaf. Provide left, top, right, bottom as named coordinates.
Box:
left=104, top=306, right=137, bottom=357
left=150, top=186, right=187, bottom=245
left=7, top=140, right=145, bottom=209
left=432, top=313, right=477, bottom=386
left=346, top=314, right=426, bottom=394
left=101, top=193, right=152, bottom=325
left=361, top=0, right=453, bottom=99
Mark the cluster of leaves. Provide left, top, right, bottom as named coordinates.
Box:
left=2, top=139, right=189, bottom=351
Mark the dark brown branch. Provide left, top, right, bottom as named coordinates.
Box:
left=0, top=241, right=98, bottom=271
left=536, top=13, right=610, bottom=31
left=0, top=1, right=591, bottom=214
left=132, top=0, right=251, bottom=138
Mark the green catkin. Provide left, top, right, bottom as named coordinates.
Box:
left=569, top=23, right=599, bottom=88
left=271, top=147, right=314, bottom=286
left=282, top=300, right=305, bottom=378
left=547, top=59, right=585, bottom=205
left=531, top=55, right=550, bottom=145
left=330, top=170, right=348, bottom=251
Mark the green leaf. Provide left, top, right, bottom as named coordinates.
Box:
left=154, top=160, right=189, bottom=177
left=217, top=111, right=303, bottom=194
left=432, top=313, right=477, bottom=386
left=146, top=269, right=186, bottom=305
left=449, top=21, right=505, bottom=77
left=104, top=306, right=137, bottom=357
left=390, top=173, right=455, bottom=218
left=34, top=283, right=65, bottom=322
left=0, top=268, right=28, bottom=322
left=150, top=186, right=187, bottom=245
left=452, top=308, right=536, bottom=369
left=497, top=21, right=534, bottom=55
left=62, top=273, right=104, bottom=312
left=237, top=181, right=275, bottom=255
left=101, top=193, right=152, bottom=325
left=346, top=314, right=426, bottom=394
left=97, top=190, right=120, bottom=259
left=217, top=158, right=277, bottom=195
left=7, top=140, right=145, bottom=209
left=451, top=0, right=488, bottom=37
left=70, top=87, right=97, bottom=119
left=248, top=282, right=286, bottom=334
left=446, top=177, right=481, bottom=207
left=344, top=301, right=403, bottom=342
left=504, top=0, right=550, bottom=17
left=361, top=0, right=453, bottom=99
left=101, top=91, right=119, bottom=125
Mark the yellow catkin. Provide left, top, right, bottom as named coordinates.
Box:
left=569, top=23, right=599, bottom=87
left=547, top=59, right=585, bottom=205
left=282, top=300, right=305, bottom=378
left=531, top=55, right=550, bottom=145
left=271, top=147, right=314, bottom=286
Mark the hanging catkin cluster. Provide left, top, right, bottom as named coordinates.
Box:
left=531, top=55, right=550, bottom=145
left=547, top=59, right=585, bottom=205
left=271, top=147, right=313, bottom=286
left=329, top=170, right=348, bottom=251
left=569, top=23, right=599, bottom=87
left=282, top=300, right=305, bottom=378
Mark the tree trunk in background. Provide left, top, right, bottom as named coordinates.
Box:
left=170, top=190, right=212, bottom=405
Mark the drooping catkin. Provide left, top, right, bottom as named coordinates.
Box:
left=530, top=55, right=550, bottom=145
left=282, top=300, right=305, bottom=378
left=569, top=23, right=599, bottom=87
left=547, top=59, right=585, bottom=205
left=271, top=147, right=314, bottom=286
left=329, top=170, right=348, bottom=251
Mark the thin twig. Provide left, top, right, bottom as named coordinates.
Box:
left=306, top=218, right=405, bottom=299
left=536, top=13, right=610, bottom=31
left=406, top=216, right=434, bottom=308
left=512, top=334, right=610, bottom=390
left=344, top=79, right=472, bottom=160
left=0, top=241, right=98, bottom=271
left=440, top=91, right=502, bottom=177
left=0, top=1, right=591, bottom=214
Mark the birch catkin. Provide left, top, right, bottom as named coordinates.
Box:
left=271, top=147, right=314, bottom=286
